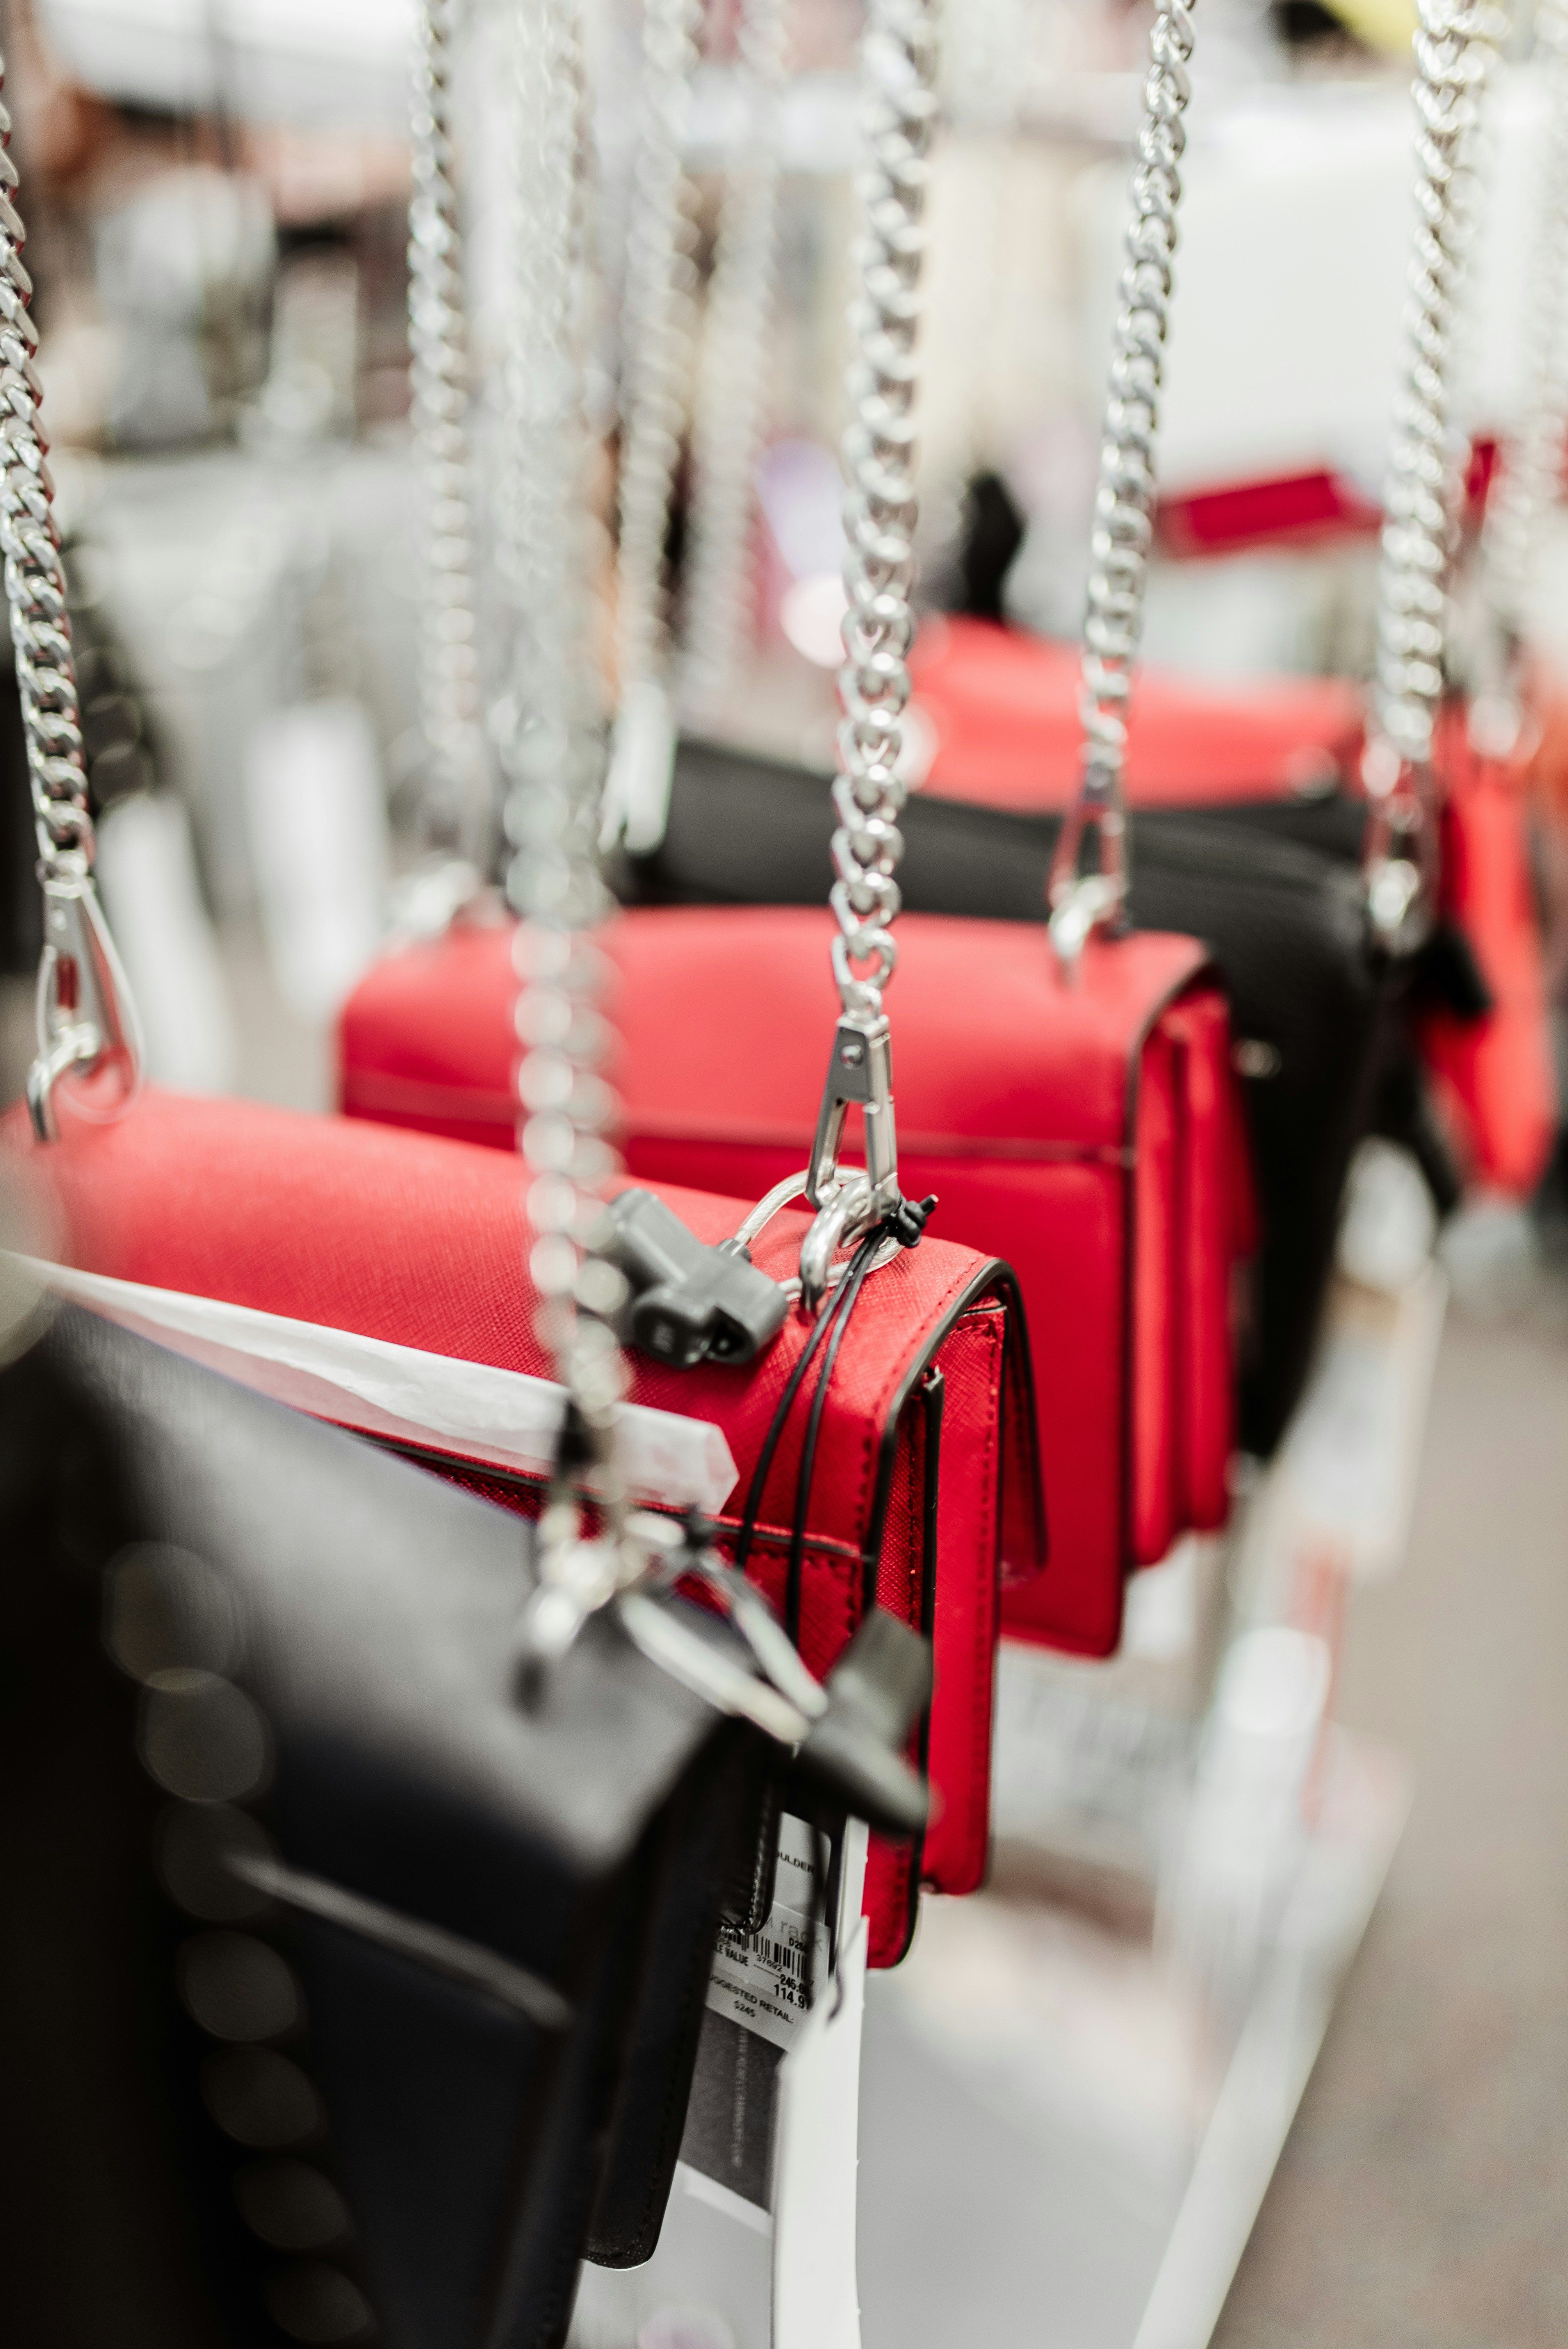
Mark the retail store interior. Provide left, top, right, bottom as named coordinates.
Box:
left=2, top=0, right=1566, bottom=2344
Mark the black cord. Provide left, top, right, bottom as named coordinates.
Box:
left=733, top=1195, right=937, bottom=1623
left=783, top=1195, right=935, bottom=1637
left=732, top=1248, right=870, bottom=1572
left=783, top=1235, right=883, bottom=1636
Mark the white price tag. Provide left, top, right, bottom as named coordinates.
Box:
left=706, top=1815, right=832, bottom=2056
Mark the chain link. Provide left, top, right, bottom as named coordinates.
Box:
left=616, top=0, right=702, bottom=710
left=1479, top=0, right=1568, bottom=670
left=829, top=0, right=939, bottom=1019
left=1050, top=0, right=1195, bottom=954
left=0, top=100, right=86, bottom=877
left=1369, top=0, right=1506, bottom=786
left=500, top=0, right=598, bottom=787
left=500, top=0, right=638, bottom=1659
left=408, top=0, right=488, bottom=861
left=678, top=0, right=789, bottom=729
left=0, top=49, right=143, bottom=1134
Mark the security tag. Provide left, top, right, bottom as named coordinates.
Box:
left=597, top=1189, right=789, bottom=1369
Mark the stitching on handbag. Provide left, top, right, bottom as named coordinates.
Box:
left=927, top=1310, right=1004, bottom=1887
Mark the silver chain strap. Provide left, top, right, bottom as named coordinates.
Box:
left=1476, top=0, right=1568, bottom=712
left=1049, top=0, right=1195, bottom=965
left=793, top=0, right=938, bottom=1284
left=408, top=0, right=488, bottom=864
left=678, top=0, right=790, bottom=731
left=404, top=0, right=483, bottom=864
left=1365, top=0, right=1506, bottom=939
left=502, top=0, right=641, bottom=1668
left=0, top=52, right=143, bottom=1138
left=827, top=0, right=938, bottom=1024
left=601, top=0, right=702, bottom=853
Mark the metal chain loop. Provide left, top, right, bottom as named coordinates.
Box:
left=501, top=0, right=642, bottom=1669
left=500, top=0, right=597, bottom=806
left=616, top=0, right=702, bottom=706
left=678, top=0, right=789, bottom=729
left=1365, top=0, right=1506, bottom=938
left=408, top=0, right=488, bottom=863
left=0, top=49, right=143, bottom=1136
left=1476, top=0, right=1568, bottom=712
left=596, top=0, right=701, bottom=854
left=829, top=0, right=939, bottom=1022
left=1049, top=0, right=1195, bottom=963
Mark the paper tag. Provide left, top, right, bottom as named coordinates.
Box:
left=706, top=1815, right=832, bottom=2056
left=678, top=1816, right=834, bottom=2215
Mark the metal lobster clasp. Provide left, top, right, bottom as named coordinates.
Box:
left=807, top=1009, right=898, bottom=1215
left=797, top=1009, right=902, bottom=1311
left=28, top=870, right=144, bottom=1142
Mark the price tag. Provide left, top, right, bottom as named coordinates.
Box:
left=706, top=1814, right=832, bottom=2055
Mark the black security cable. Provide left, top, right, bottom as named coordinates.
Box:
left=732, top=1230, right=876, bottom=1575
left=731, top=1195, right=936, bottom=1623
left=782, top=1195, right=935, bottom=1638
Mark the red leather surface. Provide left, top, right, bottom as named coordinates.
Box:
left=4, top=1090, right=1042, bottom=1964
left=1156, top=467, right=1383, bottom=557
left=907, top=615, right=1363, bottom=811
left=1164, top=990, right=1239, bottom=1530
left=1423, top=725, right=1556, bottom=1198
left=1130, top=1024, right=1177, bottom=1572
left=338, top=905, right=1245, bottom=1657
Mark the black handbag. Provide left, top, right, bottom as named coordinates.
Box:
left=0, top=1301, right=778, bottom=2349
left=615, top=741, right=1401, bottom=1454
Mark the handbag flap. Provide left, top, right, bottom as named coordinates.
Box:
left=3, top=1305, right=742, bottom=2349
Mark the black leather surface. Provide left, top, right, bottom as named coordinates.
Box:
left=619, top=740, right=1402, bottom=1453
left=0, top=1306, right=759, bottom=2345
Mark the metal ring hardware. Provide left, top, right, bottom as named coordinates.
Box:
left=725, top=1169, right=903, bottom=1317
left=28, top=870, right=145, bottom=1141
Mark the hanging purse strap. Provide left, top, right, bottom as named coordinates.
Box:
left=789, top=0, right=941, bottom=1299
left=408, top=0, right=488, bottom=870
left=1473, top=0, right=1568, bottom=746
left=600, top=0, right=703, bottom=854
left=678, top=0, right=790, bottom=730
left=0, top=56, right=144, bottom=1140
left=1363, top=0, right=1507, bottom=945
left=1048, top=0, right=1195, bottom=969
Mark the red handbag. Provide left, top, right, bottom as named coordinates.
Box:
left=6, top=1087, right=1042, bottom=1964
left=339, top=906, right=1244, bottom=1657
left=2, top=0, right=1046, bottom=1964
left=337, top=0, right=1253, bottom=1657
left=908, top=614, right=1364, bottom=812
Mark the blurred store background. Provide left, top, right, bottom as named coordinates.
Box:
left=1, top=0, right=1565, bottom=2340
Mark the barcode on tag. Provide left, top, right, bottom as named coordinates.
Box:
left=705, top=1813, right=832, bottom=2055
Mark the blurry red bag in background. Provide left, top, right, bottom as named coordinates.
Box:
left=907, top=615, right=1363, bottom=811
left=1420, top=711, right=1556, bottom=1196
